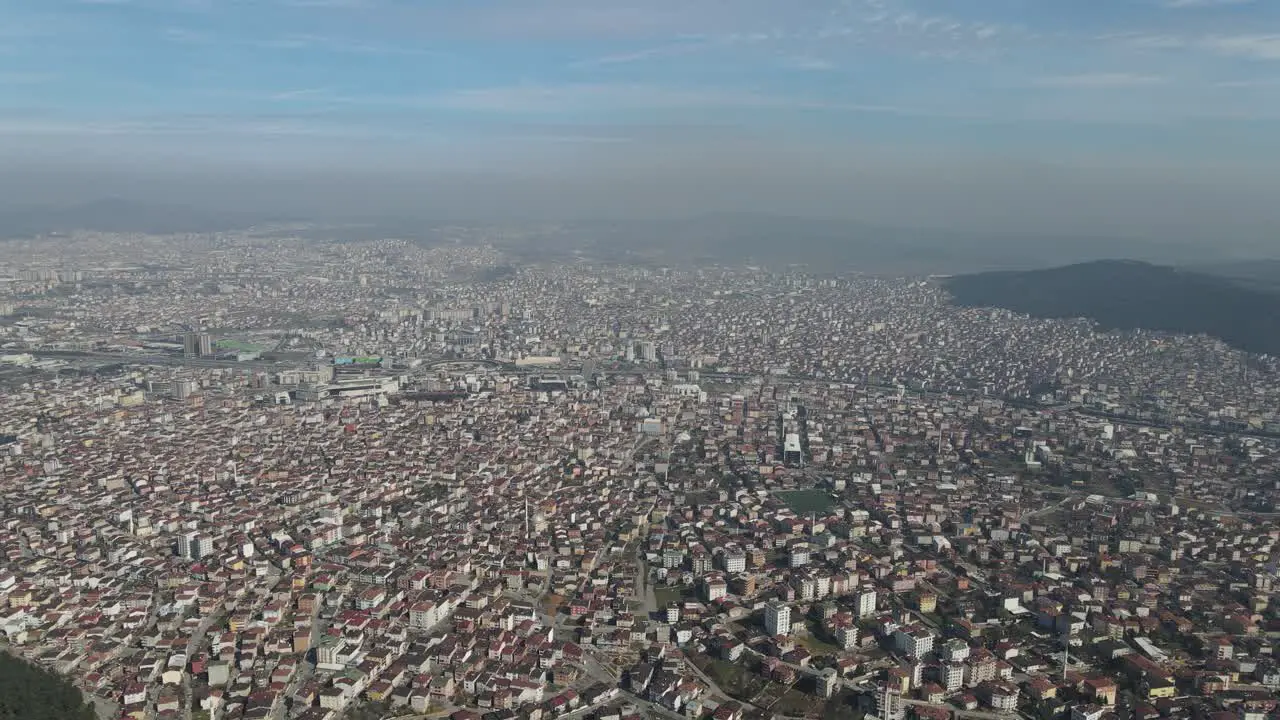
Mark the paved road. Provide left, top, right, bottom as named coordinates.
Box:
left=280, top=600, right=322, bottom=719
left=31, top=350, right=287, bottom=370
left=88, top=694, right=120, bottom=720
left=181, top=610, right=221, bottom=720
left=1024, top=496, right=1073, bottom=520
left=217, top=571, right=282, bottom=714
left=620, top=693, right=687, bottom=720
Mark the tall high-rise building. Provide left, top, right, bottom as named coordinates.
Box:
left=178, top=532, right=213, bottom=560
left=637, top=341, right=657, bottom=362
left=856, top=588, right=878, bottom=618
left=184, top=332, right=213, bottom=357
left=765, top=601, right=792, bottom=636
left=177, top=532, right=193, bottom=559
left=172, top=379, right=197, bottom=400
left=194, top=535, right=214, bottom=558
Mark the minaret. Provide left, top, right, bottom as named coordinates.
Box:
left=524, top=496, right=530, bottom=541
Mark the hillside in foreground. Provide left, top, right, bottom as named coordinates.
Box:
left=944, top=259, right=1280, bottom=356
left=0, top=652, right=97, bottom=720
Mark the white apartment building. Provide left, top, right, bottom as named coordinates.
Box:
left=722, top=552, right=747, bottom=574
left=409, top=601, right=440, bottom=629
left=795, top=576, right=816, bottom=601
left=894, top=624, right=936, bottom=657
left=943, top=663, right=965, bottom=692
left=704, top=578, right=727, bottom=602
left=836, top=625, right=859, bottom=650
left=765, top=601, right=792, bottom=636
left=789, top=545, right=811, bottom=568
left=814, top=574, right=831, bottom=598
left=856, top=588, right=878, bottom=618
left=942, top=638, right=971, bottom=663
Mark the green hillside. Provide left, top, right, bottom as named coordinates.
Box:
left=0, top=652, right=97, bottom=720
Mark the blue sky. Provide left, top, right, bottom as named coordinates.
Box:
left=2, top=0, right=1279, bottom=235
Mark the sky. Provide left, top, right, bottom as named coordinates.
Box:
left=2, top=0, right=1280, bottom=240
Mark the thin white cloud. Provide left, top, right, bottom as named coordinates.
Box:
left=782, top=56, right=836, bottom=71
left=1164, top=0, right=1255, bottom=7
left=270, top=88, right=333, bottom=101
left=0, top=72, right=55, bottom=85
left=380, top=0, right=1032, bottom=63
left=821, top=3, right=1035, bottom=63
left=456, top=0, right=758, bottom=40
left=1110, top=31, right=1280, bottom=60
left=1202, top=34, right=1280, bottom=60
left=436, top=84, right=789, bottom=113
left=75, top=0, right=214, bottom=10
left=1216, top=77, right=1280, bottom=87
left=569, top=40, right=717, bottom=68
left=1106, top=32, right=1189, bottom=50
left=162, top=27, right=212, bottom=45
left=0, top=118, right=299, bottom=136
left=0, top=116, right=379, bottom=139
left=1034, top=73, right=1168, bottom=88
left=252, top=34, right=434, bottom=56
left=279, top=0, right=373, bottom=7
left=432, top=83, right=907, bottom=115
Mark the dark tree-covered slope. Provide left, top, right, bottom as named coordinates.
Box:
left=945, top=259, right=1280, bottom=356
left=0, top=652, right=97, bottom=720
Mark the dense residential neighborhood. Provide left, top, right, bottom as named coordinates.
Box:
left=1, top=231, right=1280, bottom=720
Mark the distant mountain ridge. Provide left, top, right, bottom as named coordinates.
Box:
left=945, top=259, right=1280, bottom=355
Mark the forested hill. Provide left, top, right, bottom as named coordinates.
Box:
left=0, top=652, right=97, bottom=720
left=944, top=259, right=1280, bottom=356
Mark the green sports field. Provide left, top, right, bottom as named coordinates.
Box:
left=777, top=489, right=836, bottom=514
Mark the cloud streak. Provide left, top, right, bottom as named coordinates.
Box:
left=570, top=40, right=721, bottom=68
left=1034, top=73, right=1168, bottom=88
left=0, top=72, right=56, bottom=85
left=1112, top=32, right=1280, bottom=60
left=782, top=56, right=836, bottom=71
left=433, top=83, right=900, bottom=114
left=1202, top=34, right=1280, bottom=60
left=0, top=115, right=381, bottom=139
left=1164, top=0, right=1255, bottom=7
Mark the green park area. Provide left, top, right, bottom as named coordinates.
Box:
left=654, top=585, right=690, bottom=608
left=215, top=339, right=267, bottom=352
left=796, top=619, right=840, bottom=655
left=777, top=489, right=837, bottom=514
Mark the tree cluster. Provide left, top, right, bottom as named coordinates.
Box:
left=0, top=653, right=97, bottom=720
